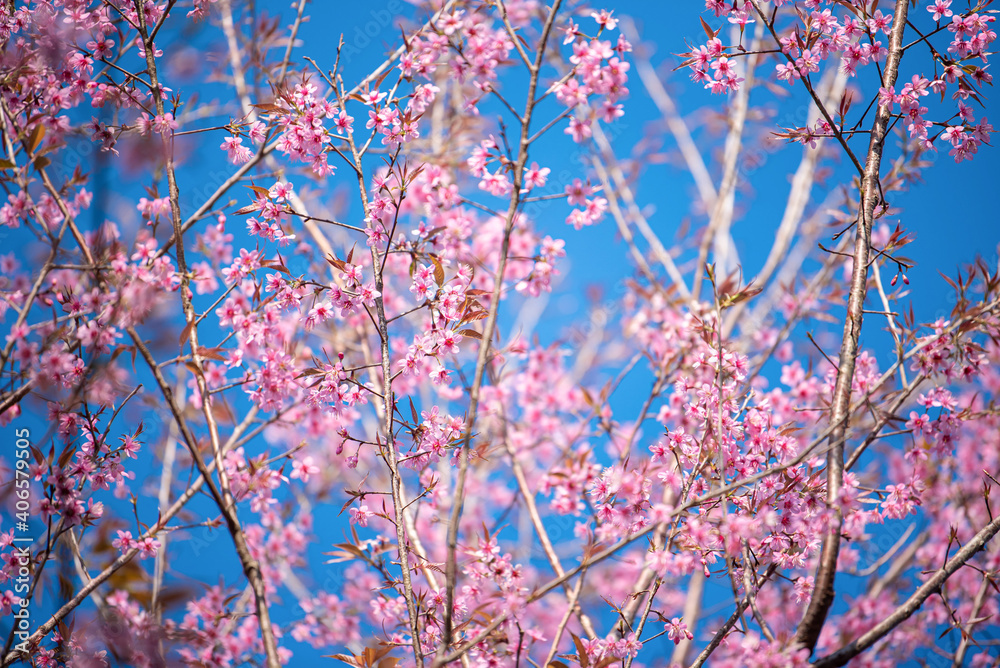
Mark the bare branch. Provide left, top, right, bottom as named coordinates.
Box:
left=813, top=513, right=1000, bottom=668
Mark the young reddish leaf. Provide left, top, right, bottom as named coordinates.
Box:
left=461, top=309, right=489, bottom=323
left=57, top=443, right=75, bottom=468
left=195, top=346, right=227, bottom=361
left=27, top=123, right=46, bottom=153
left=699, top=15, right=715, bottom=40
left=210, top=400, right=234, bottom=425
left=569, top=633, right=589, bottom=668
left=431, top=256, right=445, bottom=286
left=179, top=320, right=194, bottom=348
left=326, top=253, right=346, bottom=270
left=263, top=260, right=290, bottom=275
left=234, top=204, right=259, bottom=215
left=251, top=103, right=289, bottom=113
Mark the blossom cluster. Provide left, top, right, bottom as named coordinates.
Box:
left=689, top=1, right=994, bottom=160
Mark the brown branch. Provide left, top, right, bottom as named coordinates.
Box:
left=156, top=0, right=459, bottom=264
left=812, top=513, right=1000, bottom=668
left=951, top=574, right=992, bottom=667
left=340, top=110, right=425, bottom=668
left=688, top=564, right=778, bottom=668
left=541, top=569, right=588, bottom=667
left=128, top=327, right=279, bottom=667
left=436, top=1, right=564, bottom=662
left=748, top=1, right=865, bottom=177
left=622, top=578, right=662, bottom=668
left=792, top=0, right=911, bottom=652
left=133, top=2, right=280, bottom=664
left=0, top=379, right=34, bottom=417
left=276, top=0, right=308, bottom=84
left=723, top=65, right=848, bottom=338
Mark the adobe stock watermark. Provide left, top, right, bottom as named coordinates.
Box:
left=340, top=0, right=406, bottom=65
left=11, top=427, right=34, bottom=656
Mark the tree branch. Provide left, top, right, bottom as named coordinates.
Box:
left=813, top=513, right=1000, bottom=668
left=437, top=1, right=564, bottom=661
left=792, top=0, right=911, bottom=652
